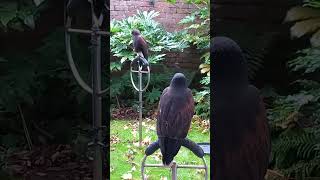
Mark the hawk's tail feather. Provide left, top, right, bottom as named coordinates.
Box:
left=158, top=137, right=181, bottom=166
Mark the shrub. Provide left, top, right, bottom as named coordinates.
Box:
left=110, top=10, right=188, bottom=71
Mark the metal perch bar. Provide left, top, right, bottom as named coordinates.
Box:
left=64, top=0, right=109, bottom=179
left=130, top=56, right=151, bottom=147
left=141, top=139, right=208, bottom=180
left=130, top=70, right=150, bottom=74
left=65, top=31, right=93, bottom=94
left=67, top=28, right=110, bottom=35
left=130, top=64, right=150, bottom=92
left=143, top=162, right=206, bottom=169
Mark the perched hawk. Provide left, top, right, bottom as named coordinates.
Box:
left=212, top=36, right=271, bottom=180
left=156, top=73, right=195, bottom=165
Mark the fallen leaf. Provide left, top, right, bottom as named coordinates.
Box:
left=121, top=172, right=133, bottom=180
left=111, top=135, right=120, bottom=145
left=196, top=169, right=205, bottom=175
left=152, top=151, right=162, bottom=162
left=143, top=174, right=149, bottom=180
left=142, top=136, right=152, bottom=146
left=132, top=130, right=137, bottom=138
left=131, top=166, right=136, bottom=171
left=133, top=142, right=139, bottom=147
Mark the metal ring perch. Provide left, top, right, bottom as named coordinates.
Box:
left=64, top=14, right=109, bottom=95
left=130, top=56, right=151, bottom=147
left=64, top=0, right=109, bottom=179
left=130, top=56, right=151, bottom=92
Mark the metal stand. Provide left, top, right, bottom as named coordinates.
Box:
left=64, top=0, right=109, bottom=179
left=130, top=57, right=150, bottom=147
left=141, top=139, right=208, bottom=180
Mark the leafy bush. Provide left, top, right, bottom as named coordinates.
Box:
left=167, top=0, right=210, bottom=120
left=288, top=47, right=320, bottom=74
left=0, top=28, right=107, bottom=148
left=0, top=29, right=74, bottom=112
left=267, top=3, right=320, bottom=176
left=0, top=0, right=49, bottom=31
left=268, top=85, right=320, bottom=178
left=110, top=10, right=188, bottom=71
left=284, top=0, right=320, bottom=47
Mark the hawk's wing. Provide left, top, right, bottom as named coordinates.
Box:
left=156, top=87, right=194, bottom=139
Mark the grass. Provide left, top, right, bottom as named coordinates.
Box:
left=110, top=118, right=210, bottom=180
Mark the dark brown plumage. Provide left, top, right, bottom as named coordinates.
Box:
left=132, top=29, right=148, bottom=60
left=156, top=73, right=195, bottom=165
left=212, top=36, right=271, bottom=180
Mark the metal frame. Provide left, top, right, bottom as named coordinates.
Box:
left=64, top=0, right=109, bottom=179
left=141, top=139, right=208, bottom=180
left=130, top=58, right=150, bottom=147
left=141, top=155, right=208, bottom=180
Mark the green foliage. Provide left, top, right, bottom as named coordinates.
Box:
left=177, top=0, right=209, bottom=50
left=145, top=88, right=162, bottom=104
left=110, top=10, right=188, bottom=71
left=0, top=28, right=102, bottom=148
left=110, top=72, right=135, bottom=108
left=266, top=5, right=320, bottom=178
left=194, top=88, right=210, bottom=119
left=288, top=47, right=320, bottom=74
left=285, top=0, right=320, bottom=47
left=0, top=0, right=48, bottom=31
left=268, top=85, right=320, bottom=178
left=169, top=0, right=210, bottom=120
left=268, top=45, right=320, bottom=179
left=268, top=7, right=320, bottom=175
left=0, top=29, right=68, bottom=112
left=305, top=0, right=320, bottom=8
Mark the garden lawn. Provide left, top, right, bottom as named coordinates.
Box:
left=110, top=118, right=210, bottom=180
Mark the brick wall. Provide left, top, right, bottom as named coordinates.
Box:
left=110, top=0, right=196, bottom=32
left=110, top=0, right=202, bottom=70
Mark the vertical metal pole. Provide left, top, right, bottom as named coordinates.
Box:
left=171, top=161, right=177, bottom=180
left=139, top=68, right=143, bottom=147
left=91, top=26, right=103, bottom=180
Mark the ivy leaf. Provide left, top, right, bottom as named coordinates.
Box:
left=0, top=1, right=17, bottom=26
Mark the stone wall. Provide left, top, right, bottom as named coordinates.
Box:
left=110, top=0, right=202, bottom=70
